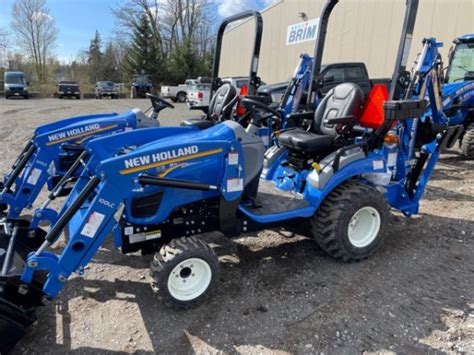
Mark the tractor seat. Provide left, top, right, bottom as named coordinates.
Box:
left=279, top=83, right=364, bottom=155
left=181, top=83, right=238, bottom=129
left=180, top=118, right=215, bottom=129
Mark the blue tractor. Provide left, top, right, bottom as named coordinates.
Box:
left=409, top=35, right=474, bottom=158
left=443, top=34, right=474, bottom=157
left=0, top=11, right=265, bottom=226
left=0, top=0, right=464, bottom=351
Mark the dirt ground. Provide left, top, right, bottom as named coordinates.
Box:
left=0, top=97, right=472, bottom=354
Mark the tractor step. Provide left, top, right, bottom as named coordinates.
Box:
left=241, top=179, right=309, bottom=215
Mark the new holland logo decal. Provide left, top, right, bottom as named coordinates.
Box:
left=119, top=145, right=223, bottom=175
left=46, top=123, right=119, bottom=145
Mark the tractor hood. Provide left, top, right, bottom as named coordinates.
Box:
left=34, top=111, right=139, bottom=148
left=441, top=81, right=474, bottom=108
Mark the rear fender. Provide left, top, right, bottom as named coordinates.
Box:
left=304, top=151, right=387, bottom=205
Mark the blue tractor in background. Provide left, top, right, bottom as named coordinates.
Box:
left=131, top=71, right=154, bottom=99
left=442, top=34, right=474, bottom=158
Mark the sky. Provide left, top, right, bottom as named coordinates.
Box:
left=0, top=0, right=275, bottom=63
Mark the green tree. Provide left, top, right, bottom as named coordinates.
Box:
left=102, top=42, right=121, bottom=82
left=87, top=30, right=103, bottom=84
left=124, top=13, right=165, bottom=86
left=167, top=38, right=208, bottom=84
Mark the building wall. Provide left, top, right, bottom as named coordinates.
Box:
left=219, top=0, right=473, bottom=84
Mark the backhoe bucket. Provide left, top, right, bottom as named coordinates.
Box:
left=0, top=219, right=47, bottom=353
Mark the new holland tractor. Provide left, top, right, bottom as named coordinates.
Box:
left=0, top=0, right=464, bottom=351
left=409, top=35, right=474, bottom=158
left=0, top=11, right=265, bottom=228
left=442, top=34, right=474, bottom=157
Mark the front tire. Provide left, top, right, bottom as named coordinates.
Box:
left=460, top=123, right=474, bottom=159
left=310, top=181, right=389, bottom=262
left=150, top=236, right=219, bottom=309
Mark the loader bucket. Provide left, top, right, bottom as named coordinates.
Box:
left=0, top=219, right=48, bottom=353
left=0, top=289, right=36, bottom=354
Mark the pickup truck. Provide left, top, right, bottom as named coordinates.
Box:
left=57, top=80, right=80, bottom=99
left=95, top=81, right=118, bottom=99
left=257, top=62, right=390, bottom=103
left=187, top=83, right=212, bottom=107
left=161, top=77, right=211, bottom=103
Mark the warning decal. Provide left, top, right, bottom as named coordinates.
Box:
left=81, top=211, right=105, bottom=238
left=26, top=168, right=42, bottom=185
left=227, top=178, right=243, bottom=192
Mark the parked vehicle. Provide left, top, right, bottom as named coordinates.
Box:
left=161, top=77, right=211, bottom=103
left=95, top=81, right=118, bottom=99
left=187, top=83, right=212, bottom=107
left=257, top=62, right=390, bottom=104
left=221, top=76, right=253, bottom=89
left=131, top=73, right=153, bottom=99
left=4, top=71, right=29, bottom=99
left=57, top=81, right=80, bottom=99
left=160, top=83, right=188, bottom=102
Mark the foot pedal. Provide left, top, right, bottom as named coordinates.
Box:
left=247, top=196, right=262, bottom=209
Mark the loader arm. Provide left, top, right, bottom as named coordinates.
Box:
left=0, top=112, right=138, bottom=219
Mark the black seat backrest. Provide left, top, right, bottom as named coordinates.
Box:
left=312, top=83, right=364, bottom=136
left=209, top=83, right=238, bottom=120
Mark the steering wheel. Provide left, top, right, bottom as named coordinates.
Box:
left=146, top=93, right=175, bottom=111
left=240, top=97, right=283, bottom=126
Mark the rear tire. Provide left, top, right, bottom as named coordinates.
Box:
left=150, top=236, right=219, bottom=309
left=176, top=92, right=186, bottom=103
left=460, top=123, right=474, bottom=159
left=131, top=87, right=137, bottom=99
left=310, top=181, right=389, bottom=262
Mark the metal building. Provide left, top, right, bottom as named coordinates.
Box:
left=219, top=0, right=473, bottom=84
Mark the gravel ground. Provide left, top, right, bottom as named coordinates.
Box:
left=0, top=97, right=472, bottom=354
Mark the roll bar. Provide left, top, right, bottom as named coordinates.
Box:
left=307, top=0, right=419, bottom=106
left=211, top=10, right=263, bottom=97
left=388, top=0, right=419, bottom=100
left=306, top=0, right=339, bottom=108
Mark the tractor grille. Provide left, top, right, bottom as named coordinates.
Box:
left=131, top=191, right=164, bottom=218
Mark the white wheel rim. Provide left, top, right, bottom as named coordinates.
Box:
left=167, top=258, right=212, bottom=301
left=347, top=206, right=381, bottom=248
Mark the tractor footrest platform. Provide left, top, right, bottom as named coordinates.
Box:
left=241, top=180, right=309, bottom=215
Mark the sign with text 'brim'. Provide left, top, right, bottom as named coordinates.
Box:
left=287, top=18, right=319, bottom=46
